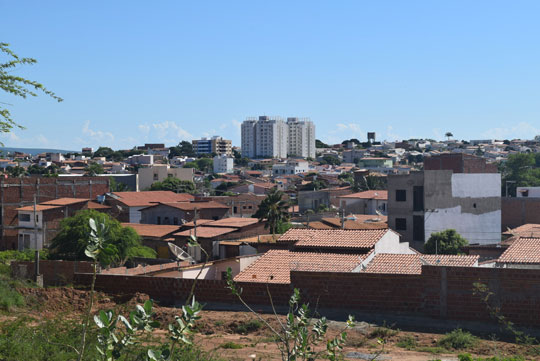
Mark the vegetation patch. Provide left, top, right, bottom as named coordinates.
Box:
left=220, top=341, right=243, bottom=349
left=438, top=329, right=478, bottom=350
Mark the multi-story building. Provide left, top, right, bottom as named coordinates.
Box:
left=272, top=160, right=309, bottom=176
left=242, top=116, right=316, bottom=159
left=192, top=136, right=232, bottom=156
left=286, top=117, right=315, bottom=159
left=213, top=155, right=234, bottom=174
left=388, top=154, right=500, bottom=250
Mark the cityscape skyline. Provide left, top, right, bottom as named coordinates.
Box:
left=3, top=1, right=540, bottom=150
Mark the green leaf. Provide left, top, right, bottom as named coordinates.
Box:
left=143, top=299, right=153, bottom=314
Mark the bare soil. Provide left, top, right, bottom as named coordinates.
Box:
left=11, top=287, right=540, bottom=360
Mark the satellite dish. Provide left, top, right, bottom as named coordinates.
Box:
left=168, top=242, right=195, bottom=264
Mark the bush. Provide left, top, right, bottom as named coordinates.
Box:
left=0, top=276, right=24, bottom=311
left=368, top=324, right=399, bottom=339
left=459, top=354, right=525, bottom=361
left=396, top=335, right=417, bottom=350
left=234, top=319, right=262, bottom=334
left=438, top=329, right=477, bottom=350
left=220, top=341, right=243, bottom=349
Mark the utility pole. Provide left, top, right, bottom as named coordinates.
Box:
left=193, top=207, right=198, bottom=239
left=33, top=194, right=42, bottom=286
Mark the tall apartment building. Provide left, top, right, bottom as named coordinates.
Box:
left=388, top=154, right=500, bottom=250
left=241, top=116, right=314, bottom=159
left=287, top=117, right=315, bottom=159
left=192, top=136, right=232, bottom=156
left=241, top=116, right=288, bottom=159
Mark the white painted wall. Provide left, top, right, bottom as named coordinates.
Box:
left=517, top=187, right=540, bottom=198
left=451, top=174, right=500, bottom=198
left=424, top=206, right=501, bottom=245
left=374, top=230, right=415, bottom=254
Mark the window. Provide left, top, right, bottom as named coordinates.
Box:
left=396, top=189, right=406, bottom=202
left=413, top=186, right=424, bottom=211
left=19, top=213, right=31, bottom=222
left=233, top=206, right=238, bottom=213
left=153, top=173, right=159, bottom=180
left=413, top=216, right=424, bottom=241
left=35, top=214, right=39, bottom=223
left=395, top=218, right=407, bottom=231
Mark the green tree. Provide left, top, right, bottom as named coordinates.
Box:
left=0, top=43, right=62, bottom=140
left=149, top=177, right=196, bottom=193
left=319, top=155, right=341, bottom=166
left=169, top=141, right=195, bottom=158
left=315, top=139, right=330, bottom=148
left=424, top=229, right=468, bottom=255
left=253, top=187, right=290, bottom=236
left=5, top=165, right=25, bottom=177
left=445, top=132, right=453, bottom=140
left=85, top=163, right=104, bottom=176
left=500, top=153, right=540, bottom=196
left=49, top=209, right=156, bottom=265
left=109, top=177, right=128, bottom=192
left=93, top=147, right=114, bottom=159
left=354, top=174, right=387, bottom=192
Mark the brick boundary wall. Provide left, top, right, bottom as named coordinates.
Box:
left=72, top=265, right=540, bottom=327
left=12, top=260, right=94, bottom=286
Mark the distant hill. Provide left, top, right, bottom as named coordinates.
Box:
left=0, top=147, right=76, bottom=156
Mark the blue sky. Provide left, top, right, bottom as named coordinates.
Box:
left=2, top=1, right=540, bottom=150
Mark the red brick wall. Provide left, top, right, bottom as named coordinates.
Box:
left=424, top=154, right=497, bottom=174
left=12, top=260, right=94, bottom=286
left=72, top=265, right=540, bottom=327
left=0, top=177, right=109, bottom=249
left=502, top=197, right=540, bottom=230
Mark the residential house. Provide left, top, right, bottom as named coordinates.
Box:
left=139, top=201, right=229, bottom=225
left=105, top=191, right=194, bottom=223
left=213, top=155, right=234, bottom=174
left=272, top=160, right=309, bottom=176
left=137, top=165, right=194, bottom=191
left=122, top=223, right=181, bottom=258
left=338, top=190, right=388, bottom=215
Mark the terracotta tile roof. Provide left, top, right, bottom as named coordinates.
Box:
left=152, top=201, right=229, bottom=211
left=306, top=221, right=335, bottom=230
left=40, top=197, right=89, bottom=206
left=338, top=190, right=388, bottom=200
left=87, top=201, right=111, bottom=209
left=319, top=217, right=388, bottom=230
left=122, top=223, right=181, bottom=238
left=278, top=228, right=389, bottom=249
left=203, top=217, right=260, bottom=228
left=238, top=234, right=279, bottom=244
left=498, top=237, right=540, bottom=264
left=111, top=191, right=194, bottom=207
left=363, top=254, right=479, bottom=274
left=174, top=226, right=237, bottom=238
left=181, top=219, right=214, bottom=227
left=503, top=224, right=540, bottom=238
left=234, top=249, right=366, bottom=284
left=16, top=204, right=62, bottom=212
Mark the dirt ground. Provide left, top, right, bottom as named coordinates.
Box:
left=12, top=287, right=540, bottom=361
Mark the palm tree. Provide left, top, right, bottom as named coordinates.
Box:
left=254, top=187, right=290, bottom=237
left=445, top=132, right=453, bottom=141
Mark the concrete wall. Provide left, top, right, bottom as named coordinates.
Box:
left=298, top=190, right=330, bottom=213
left=424, top=171, right=501, bottom=245
left=12, top=260, right=94, bottom=286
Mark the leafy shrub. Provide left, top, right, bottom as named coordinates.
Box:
left=368, top=323, right=399, bottom=339
left=220, top=342, right=243, bottom=349
left=234, top=319, right=262, bottom=334
left=0, top=276, right=24, bottom=311
left=458, top=354, right=525, bottom=361
left=396, top=335, right=418, bottom=350
left=438, top=329, right=477, bottom=350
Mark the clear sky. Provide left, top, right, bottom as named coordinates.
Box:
left=2, top=1, right=540, bottom=150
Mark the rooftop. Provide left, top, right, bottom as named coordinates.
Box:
left=202, top=217, right=260, bottom=228
left=110, top=191, right=194, bottom=207
left=503, top=224, right=540, bottom=238
left=40, top=197, right=89, bottom=206
left=363, top=254, right=479, bottom=274
left=278, top=228, right=390, bottom=249
left=338, top=190, right=388, bottom=200
left=16, top=204, right=62, bottom=212
left=122, top=223, right=181, bottom=238
left=148, top=201, right=229, bottom=211
left=498, top=237, right=540, bottom=264
left=174, top=226, right=238, bottom=238
left=234, top=249, right=367, bottom=284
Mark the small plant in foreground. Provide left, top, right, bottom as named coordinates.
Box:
left=438, top=329, right=477, bottom=350
left=226, top=267, right=354, bottom=361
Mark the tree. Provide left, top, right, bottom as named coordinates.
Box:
left=169, top=141, right=195, bottom=158
left=149, top=177, right=196, bottom=194
left=85, top=163, right=104, bottom=176
left=445, top=132, right=453, bottom=141
left=499, top=153, right=540, bottom=196
left=0, top=43, right=62, bottom=140
left=5, top=165, right=25, bottom=177
left=93, top=147, right=114, bottom=159
left=109, top=177, right=128, bottom=192
left=49, top=209, right=156, bottom=265
left=424, top=229, right=468, bottom=255
left=253, top=187, right=290, bottom=237
left=319, top=155, right=341, bottom=166
left=315, top=139, right=330, bottom=148
left=354, top=174, right=387, bottom=192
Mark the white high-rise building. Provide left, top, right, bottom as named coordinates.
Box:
left=287, top=117, right=315, bottom=159
left=241, top=116, right=288, bottom=159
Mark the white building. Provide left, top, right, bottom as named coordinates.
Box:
left=213, top=155, right=234, bottom=174
left=240, top=116, right=288, bottom=159
left=138, top=165, right=194, bottom=190
left=517, top=187, right=540, bottom=198
left=127, top=154, right=154, bottom=166
left=272, top=160, right=309, bottom=176
left=287, top=117, right=315, bottom=159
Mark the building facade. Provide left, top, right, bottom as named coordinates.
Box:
left=138, top=165, right=194, bottom=191
left=213, top=155, right=234, bottom=174
left=286, top=117, right=315, bottom=159
left=192, top=136, right=232, bottom=156
left=388, top=154, right=501, bottom=250
left=241, top=116, right=314, bottom=159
